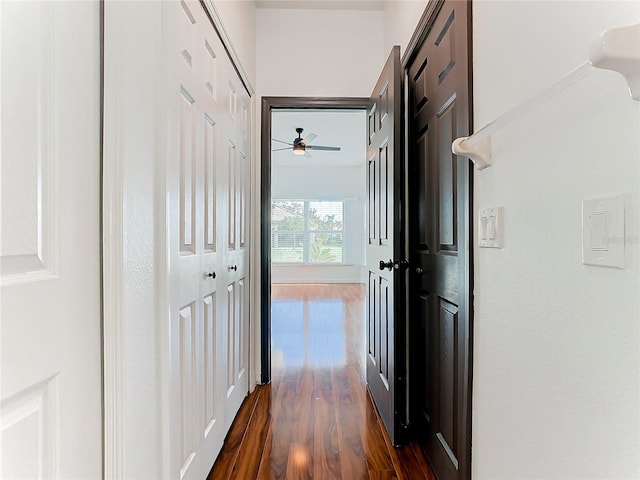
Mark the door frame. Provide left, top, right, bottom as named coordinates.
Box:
left=402, top=0, right=474, bottom=478
left=259, top=97, right=369, bottom=384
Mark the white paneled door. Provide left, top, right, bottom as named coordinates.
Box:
left=164, top=2, right=251, bottom=479
left=0, top=1, right=102, bottom=479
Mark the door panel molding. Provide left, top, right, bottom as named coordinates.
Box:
left=401, top=0, right=446, bottom=69
left=365, top=46, right=405, bottom=446
left=102, top=4, right=128, bottom=477
left=0, top=1, right=57, bottom=285
left=200, top=0, right=254, bottom=96
left=2, top=1, right=102, bottom=478
left=406, top=1, right=473, bottom=480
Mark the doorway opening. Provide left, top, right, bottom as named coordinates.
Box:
left=269, top=108, right=367, bottom=385
left=255, top=97, right=435, bottom=479
left=260, top=98, right=370, bottom=384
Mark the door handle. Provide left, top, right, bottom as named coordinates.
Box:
left=228, top=265, right=237, bottom=272
left=379, top=259, right=410, bottom=271
left=206, top=271, right=216, bottom=279
left=379, top=259, right=394, bottom=271
left=415, top=267, right=424, bottom=275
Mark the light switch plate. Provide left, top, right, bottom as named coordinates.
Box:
left=582, top=195, right=625, bottom=268
left=479, top=206, right=503, bottom=248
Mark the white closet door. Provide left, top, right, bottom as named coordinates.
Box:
left=164, top=1, right=250, bottom=478
left=0, top=2, right=102, bottom=479
left=221, top=76, right=251, bottom=432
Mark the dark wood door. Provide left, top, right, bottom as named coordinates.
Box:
left=407, top=2, right=473, bottom=480
left=366, top=46, right=405, bottom=446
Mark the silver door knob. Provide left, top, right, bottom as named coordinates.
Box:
left=416, top=267, right=424, bottom=275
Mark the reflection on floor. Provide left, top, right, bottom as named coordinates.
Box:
left=271, top=284, right=357, bottom=373
left=208, top=283, right=435, bottom=479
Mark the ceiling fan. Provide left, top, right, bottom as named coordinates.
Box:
left=272, top=127, right=341, bottom=158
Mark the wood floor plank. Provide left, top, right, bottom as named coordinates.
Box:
left=368, top=470, right=399, bottom=480
left=255, top=424, right=275, bottom=480
left=344, top=367, right=395, bottom=473
left=207, top=387, right=261, bottom=480
left=229, top=384, right=272, bottom=479
left=210, top=284, right=436, bottom=480
left=312, top=396, right=341, bottom=480
left=269, top=380, right=297, bottom=478
left=293, top=367, right=315, bottom=446
left=375, top=403, right=433, bottom=480
left=409, top=443, right=437, bottom=480
left=285, top=442, right=313, bottom=480
left=402, top=445, right=437, bottom=480
left=256, top=379, right=285, bottom=480
left=332, top=366, right=370, bottom=480
left=361, top=395, right=395, bottom=472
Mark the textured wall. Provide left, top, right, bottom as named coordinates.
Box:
left=256, top=8, right=385, bottom=97
left=383, top=0, right=427, bottom=58
left=472, top=2, right=640, bottom=477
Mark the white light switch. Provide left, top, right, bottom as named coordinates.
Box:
left=582, top=195, right=624, bottom=268
left=590, top=212, right=608, bottom=251
left=479, top=207, right=503, bottom=248
left=487, top=215, right=497, bottom=239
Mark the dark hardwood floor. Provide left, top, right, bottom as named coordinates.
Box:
left=208, top=284, right=436, bottom=480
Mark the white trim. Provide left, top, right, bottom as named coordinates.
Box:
left=202, top=0, right=255, bottom=97
left=102, top=30, right=125, bottom=480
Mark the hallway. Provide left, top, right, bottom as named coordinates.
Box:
left=208, top=284, right=435, bottom=479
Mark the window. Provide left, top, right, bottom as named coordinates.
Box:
left=271, top=200, right=344, bottom=264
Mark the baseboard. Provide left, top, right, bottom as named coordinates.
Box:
left=271, top=265, right=365, bottom=284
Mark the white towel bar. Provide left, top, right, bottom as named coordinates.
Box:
left=453, top=22, right=640, bottom=170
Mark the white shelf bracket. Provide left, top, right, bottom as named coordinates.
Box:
left=589, top=22, right=640, bottom=100
left=452, top=137, right=491, bottom=170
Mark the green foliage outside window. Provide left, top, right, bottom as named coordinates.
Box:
left=271, top=200, right=343, bottom=264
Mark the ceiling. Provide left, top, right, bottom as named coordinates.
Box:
left=256, top=1, right=384, bottom=11
left=271, top=109, right=367, bottom=167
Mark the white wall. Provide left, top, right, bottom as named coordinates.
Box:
left=472, top=2, right=640, bottom=478
left=256, top=8, right=385, bottom=97
left=271, top=164, right=366, bottom=283
left=212, top=0, right=257, bottom=88
left=383, top=0, right=427, bottom=58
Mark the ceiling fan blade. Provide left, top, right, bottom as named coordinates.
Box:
left=272, top=147, right=291, bottom=152
left=305, top=145, right=341, bottom=152
left=272, top=138, right=293, bottom=146
left=301, top=133, right=317, bottom=145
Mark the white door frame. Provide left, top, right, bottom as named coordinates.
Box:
left=102, top=2, right=164, bottom=477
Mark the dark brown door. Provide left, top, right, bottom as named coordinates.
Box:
left=407, top=2, right=473, bottom=480
left=366, top=46, right=405, bottom=446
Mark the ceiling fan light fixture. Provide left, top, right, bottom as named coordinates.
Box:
left=292, top=144, right=305, bottom=155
